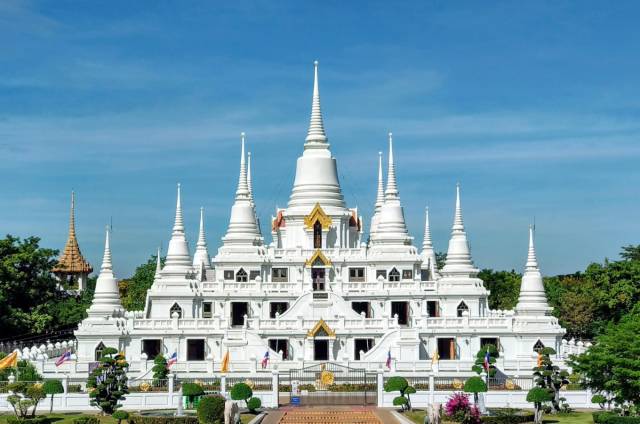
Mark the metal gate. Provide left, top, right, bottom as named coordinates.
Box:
left=289, top=362, right=377, bottom=406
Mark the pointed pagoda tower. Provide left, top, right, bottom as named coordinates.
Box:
left=441, top=184, right=478, bottom=278
left=368, top=151, right=385, bottom=241
left=515, top=226, right=552, bottom=316
left=53, top=191, right=93, bottom=292
left=370, top=133, right=412, bottom=248
left=421, top=207, right=440, bottom=280
left=193, top=207, right=212, bottom=280
left=75, top=226, right=125, bottom=361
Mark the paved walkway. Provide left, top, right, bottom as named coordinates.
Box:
left=260, top=406, right=401, bottom=424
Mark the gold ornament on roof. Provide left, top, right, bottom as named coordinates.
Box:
left=305, top=250, right=332, bottom=267
left=320, top=370, right=335, bottom=386
left=307, top=318, right=336, bottom=338
left=304, top=203, right=332, bottom=230
left=52, top=191, right=93, bottom=275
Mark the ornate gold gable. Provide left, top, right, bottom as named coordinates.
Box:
left=304, top=203, right=332, bottom=230
left=307, top=319, right=336, bottom=338
left=305, top=249, right=332, bottom=267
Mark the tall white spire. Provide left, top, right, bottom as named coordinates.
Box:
left=305, top=60, right=327, bottom=145
left=163, top=183, right=192, bottom=273
left=154, top=246, right=162, bottom=279
left=371, top=133, right=411, bottom=246
left=441, top=184, right=477, bottom=276
left=369, top=151, right=385, bottom=238
left=193, top=207, right=212, bottom=269
left=87, top=226, right=123, bottom=317
left=516, top=226, right=552, bottom=315
left=385, top=133, right=399, bottom=199
left=422, top=207, right=439, bottom=279
left=247, top=151, right=254, bottom=204
left=288, top=61, right=345, bottom=211
left=222, top=133, right=263, bottom=246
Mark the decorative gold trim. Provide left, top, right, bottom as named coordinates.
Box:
left=307, top=318, right=336, bottom=338
left=305, top=249, right=332, bottom=267
left=304, top=203, right=332, bottom=230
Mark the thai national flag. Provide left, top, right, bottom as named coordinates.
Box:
left=55, top=350, right=72, bottom=367
left=386, top=350, right=392, bottom=369
left=483, top=351, right=491, bottom=371
left=167, top=352, right=177, bottom=367
left=261, top=351, right=269, bottom=369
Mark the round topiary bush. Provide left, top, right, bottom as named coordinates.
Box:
left=230, top=382, right=253, bottom=403
left=197, top=395, right=226, bottom=424
left=182, top=383, right=205, bottom=408
left=247, top=397, right=261, bottom=413
left=43, top=379, right=64, bottom=413
left=112, top=410, right=129, bottom=424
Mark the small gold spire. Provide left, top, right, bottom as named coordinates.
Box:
left=53, top=191, right=93, bottom=275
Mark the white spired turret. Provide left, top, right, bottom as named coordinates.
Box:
left=87, top=227, right=123, bottom=318
left=515, top=226, right=552, bottom=316
left=441, top=184, right=479, bottom=277
left=288, top=61, right=346, bottom=212
left=192, top=207, right=212, bottom=273
left=162, top=184, right=192, bottom=276
left=421, top=207, right=440, bottom=279
left=370, top=133, right=412, bottom=246
left=368, top=151, right=385, bottom=240
left=222, top=133, right=263, bottom=247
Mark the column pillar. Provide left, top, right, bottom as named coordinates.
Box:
left=429, top=374, right=435, bottom=405
left=272, top=370, right=280, bottom=408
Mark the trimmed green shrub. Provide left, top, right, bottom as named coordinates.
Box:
left=393, top=396, right=408, bottom=407
left=196, top=395, right=226, bottom=424
left=182, top=382, right=204, bottom=408
left=43, top=379, right=64, bottom=413
left=247, top=397, right=261, bottom=413
left=464, top=376, right=488, bottom=405
left=480, top=410, right=534, bottom=423
left=384, top=376, right=414, bottom=411
left=7, top=417, right=50, bottom=424
left=128, top=416, right=199, bottom=424
left=592, top=412, right=640, bottom=424
left=527, top=387, right=553, bottom=424
left=71, top=417, right=100, bottom=424
left=230, top=382, right=256, bottom=411
left=113, top=410, right=129, bottom=424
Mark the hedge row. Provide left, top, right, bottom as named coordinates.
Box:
left=593, top=412, right=640, bottom=424
left=7, top=417, right=51, bottom=424
left=128, top=416, right=199, bottom=424
left=480, top=413, right=534, bottom=424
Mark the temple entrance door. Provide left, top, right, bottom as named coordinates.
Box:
left=313, top=339, right=329, bottom=361
left=312, top=268, right=325, bottom=291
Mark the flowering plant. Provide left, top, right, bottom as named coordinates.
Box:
left=444, top=392, right=481, bottom=423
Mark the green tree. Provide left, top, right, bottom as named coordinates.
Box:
left=43, top=379, right=64, bottom=413
left=471, top=344, right=499, bottom=378
left=527, top=387, right=552, bottom=424
left=532, top=347, right=570, bottom=413
left=87, top=347, right=129, bottom=414
left=152, top=353, right=168, bottom=384
left=435, top=252, right=447, bottom=270
left=478, top=269, right=521, bottom=310
left=7, top=381, right=46, bottom=419
left=570, top=307, right=640, bottom=410
left=620, top=244, right=640, bottom=261
left=120, top=255, right=163, bottom=311
left=196, top=395, right=225, bottom=424
left=464, top=376, right=487, bottom=405
left=112, top=410, right=129, bottom=424
left=182, top=382, right=204, bottom=408
left=384, top=376, right=415, bottom=411
left=230, top=382, right=260, bottom=413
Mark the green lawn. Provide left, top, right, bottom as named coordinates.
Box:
left=0, top=412, right=259, bottom=424
left=399, top=410, right=595, bottom=424
left=0, top=414, right=116, bottom=424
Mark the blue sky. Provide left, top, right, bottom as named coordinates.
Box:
left=1, top=1, right=639, bottom=277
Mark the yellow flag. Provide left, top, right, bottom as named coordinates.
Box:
left=0, top=351, right=18, bottom=370
left=431, top=348, right=439, bottom=365
left=536, top=352, right=543, bottom=367
left=220, top=350, right=230, bottom=374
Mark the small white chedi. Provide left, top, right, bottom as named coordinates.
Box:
left=68, top=62, right=565, bottom=379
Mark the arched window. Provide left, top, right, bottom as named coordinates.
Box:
left=236, top=268, right=248, bottom=282
left=457, top=301, right=469, bottom=317
left=95, top=342, right=106, bottom=361
left=313, top=220, right=322, bottom=249
left=170, top=303, right=182, bottom=319
left=533, top=340, right=545, bottom=352
left=389, top=268, right=400, bottom=282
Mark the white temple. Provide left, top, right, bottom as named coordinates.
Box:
left=68, top=62, right=565, bottom=378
